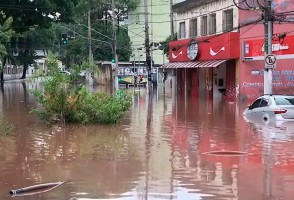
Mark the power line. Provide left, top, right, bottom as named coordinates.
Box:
left=77, top=23, right=113, bottom=41
left=166, top=19, right=264, bottom=50
left=58, top=25, right=134, bottom=52
left=131, top=3, right=170, bottom=8
left=133, top=4, right=238, bottom=24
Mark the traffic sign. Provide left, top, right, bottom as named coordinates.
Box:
left=265, top=54, right=277, bottom=69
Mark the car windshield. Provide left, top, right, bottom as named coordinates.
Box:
left=274, top=97, right=294, bottom=105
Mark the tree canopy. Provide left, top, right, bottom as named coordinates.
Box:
left=0, top=0, right=138, bottom=81
left=0, top=0, right=78, bottom=32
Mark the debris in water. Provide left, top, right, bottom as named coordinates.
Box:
left=202, top=150, right=247, bottom=156
left=10, top=181, right=64, bottom=197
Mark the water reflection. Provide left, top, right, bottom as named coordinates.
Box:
left=0, top=81, right=294, bottom=199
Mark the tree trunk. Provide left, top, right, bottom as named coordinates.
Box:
left=20, top=50, right=29, bottom=79
left=20, top=62, right=27, bottom=79
left=0, top=57, right=7, bottom=83
left=0, top=71, right=3, bottom=83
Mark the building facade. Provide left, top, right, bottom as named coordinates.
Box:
left=162, top=0, right=239, bottom=102
left=163, top=0, right=294, bottom=102
left=127, top=0, right=173, bottom=66
left=239, top=1, right=294, bottom=101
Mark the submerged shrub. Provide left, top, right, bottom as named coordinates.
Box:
left=31, top=56, right=132, bottom=125
left=67, top=88, right=132, bottom=124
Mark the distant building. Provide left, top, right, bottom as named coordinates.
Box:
left=5, top=50, right=49, bottom=77
left=127, top=0, right=173, bottom=66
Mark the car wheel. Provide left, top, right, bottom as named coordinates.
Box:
left=262, top=113, right=270, bottom=124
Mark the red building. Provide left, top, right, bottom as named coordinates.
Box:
left=162, top=0, right=294, bottom=102
left=162, top=32, right=240, bottom=102
left=239, top=2, right=294, bottom=101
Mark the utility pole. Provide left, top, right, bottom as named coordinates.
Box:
left=170, top=0, right=174, bottom=37
left=144, top=0, right=152, bottom=90
left=170, top=0, right=177, bottom=99
left=88, top=11, right=93, bottom=64
left=263, top=0, right=273, bottom=94
left=88, top=10, right=94, bottom=87
left=112, top=0, right=119, bottom=91
left=263, top=1, right=273, bottom=198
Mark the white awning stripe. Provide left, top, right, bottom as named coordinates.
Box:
left=161, top=60, right=227, bottom=68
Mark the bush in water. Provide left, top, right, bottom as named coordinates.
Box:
left=31, top=54, right=132, bottom=125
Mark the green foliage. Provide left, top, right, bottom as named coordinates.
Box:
left=31, top=55, right=132, bottom=125
left=0, top=0, right=79, bottom=33
left=67, top=88, right=132, bottom=124
left=0, top=17, right=14, bottom=57
left=0, top=117, right=15, bottom=136
left=45, top=52, right=60, bottom=72
left=161, top=34, right=177, bottom=57
left=117, top=28, right=132, bottom=61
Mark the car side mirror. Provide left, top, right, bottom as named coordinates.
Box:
left=248, top=104, right=252, bottom=110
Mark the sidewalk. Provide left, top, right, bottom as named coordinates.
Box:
left=3, top=74, right=24, bottom=82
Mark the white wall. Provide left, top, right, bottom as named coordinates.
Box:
left=175, top=0, right=239, bottom=39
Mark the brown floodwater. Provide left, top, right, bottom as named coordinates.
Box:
left=1, top=80, right=294, bottom=200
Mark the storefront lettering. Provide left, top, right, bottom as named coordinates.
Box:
left=286, top=76, right=294, bottom=81
left=253, top=69, right=294, bottom=82
left=272, top=82, right=283, bottom=87
left=242, top=82, right=263, bottom=87
left=281, top=70, right=293, bottom=75
left=242, top=82, right=284, bottom=87
left=287, top=82, right=294, bottom=87
left=272, top=76, right=281, bottom=81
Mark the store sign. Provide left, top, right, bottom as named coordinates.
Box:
left=169, top=32, right=240, bottom=62
left=243, top=35, right=294, bottom=61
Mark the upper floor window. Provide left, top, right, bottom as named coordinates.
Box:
left=209, top=13, right=216, bottom=34
left=189, top=18, right=197, bottom=38
left=223, top=9, right=233, bottom=32
left=179, top=22, right=186, bottom=39
left=201, top=16, right=207, bottom=36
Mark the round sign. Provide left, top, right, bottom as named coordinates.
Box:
left=187, top=40, right=198, bottom=61
left=265, top=54, right=276, bottom=65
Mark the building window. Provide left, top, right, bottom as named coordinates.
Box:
left=201, top=16, right=207, bottom=36
left=179, top=22, right=186, bottom=39
left=189, top=18, right=197, bottom=38
left=209, top=13, right=216, bottom=34
left=223, top=9, right=233, bottom=32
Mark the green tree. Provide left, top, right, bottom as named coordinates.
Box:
left=61, top=0, right=139, bottom=65
left=0, top=17, right=14, bottom=82
left=31, top=53, right=132, bottom=125
left=0, top=0, right=78, bottom=32
left=161, top=34, right=177, bottom=57
left=0, top=0, right=79, bottom=81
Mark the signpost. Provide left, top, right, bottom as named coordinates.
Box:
left=265, top=54, right=276, bottom=69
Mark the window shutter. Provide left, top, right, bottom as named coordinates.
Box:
left=222, top=11, right=226, bottom=32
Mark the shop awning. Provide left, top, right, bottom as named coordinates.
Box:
left=161, top=60, right=227, bottom=68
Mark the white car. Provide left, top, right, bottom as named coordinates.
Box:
left=243, top=95, right=294, bottom=123
left=60, top=70, right=71, bottom=75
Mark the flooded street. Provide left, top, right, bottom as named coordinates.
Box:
left=1, top=80, right=294, bottom=200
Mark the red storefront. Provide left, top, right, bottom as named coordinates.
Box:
left=239, top=0, right=294, bottom=101
left=240, top=33, right=294, bottom=101
left=162, top=32, right=240, bottom=101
